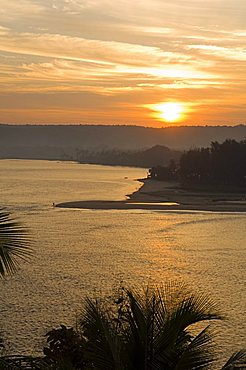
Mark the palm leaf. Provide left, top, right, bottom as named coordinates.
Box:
left=79, top=298, right=125, bottom=370
left=0, top=208, right=32, bottom=277
left=173, top=326, right=215, bottom=370
left=123, top=284, right=221, bottom=370
left=153, top=284, right=221, bottom=355
left=77, top=283, right=243, bottom=370
left=124, top=288, right=153, bottom=369
left=221, top=350, right=246, bottom=369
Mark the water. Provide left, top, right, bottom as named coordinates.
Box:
left=0, top=159, right=245, bottom=358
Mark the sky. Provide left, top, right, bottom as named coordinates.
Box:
left=0, top=0, right=245, bottom=126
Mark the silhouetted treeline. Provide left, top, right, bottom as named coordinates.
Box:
left=77, top=145, right=181, bottom=168
left=150, top=139, right=246, bottom=187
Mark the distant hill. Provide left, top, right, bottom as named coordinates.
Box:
left=77, top=145, right=181, bottom=168
left=0, top=124, right=246, bottom=160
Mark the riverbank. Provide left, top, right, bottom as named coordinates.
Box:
left=56, top=178, right=246, bottom=212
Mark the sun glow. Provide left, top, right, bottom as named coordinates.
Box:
left=160, top=103, right=183, bottom=122
left=148, top=102, right=186, bottom=123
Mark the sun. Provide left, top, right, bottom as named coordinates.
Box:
left=157, top=102, right=184, bottom=122
left=144, top=101, right=188, bottom=124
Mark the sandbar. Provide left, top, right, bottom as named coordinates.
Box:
left=56, top=178, right=246, bottom=213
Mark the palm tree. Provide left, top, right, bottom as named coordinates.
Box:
left=0, top=208, right=31, bottom=277
left=76, top=283, right=246, bottom=370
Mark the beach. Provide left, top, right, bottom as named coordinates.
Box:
left=56, top=178, right=246, bottom=212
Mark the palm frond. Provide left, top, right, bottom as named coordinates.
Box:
left=153, top=284, right=221, bottom=356
left=123, top=284, right=221, bottom=370
left=124, top=288, right=151, bottom=369
left=76, top=283, right=242, bottom=370
left=79, top=298, right=125, bottom=370
left=173, top=326, right=215, bottom=370
left=221, top=350, right=246, bottom=370
left=0, top=208, right=32, bottom=277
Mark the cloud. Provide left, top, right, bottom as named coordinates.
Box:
left=0, top=0, right=245, bottom=125
left=0, top=0, right=44, bottom=22
left=0, top=29, right=192, bottom=67
left=187, top=44, right=246, bottom=61
left=0, top=26, right=10, bottom=35
left=0, top=29, right=221, bottom=90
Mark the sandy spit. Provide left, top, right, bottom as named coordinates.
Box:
left=56, top=178, right=246, bottom=213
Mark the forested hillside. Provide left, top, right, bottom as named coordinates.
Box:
left=1, top=124, right=246, bottom=160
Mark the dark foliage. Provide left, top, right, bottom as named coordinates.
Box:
left=43, top=284, right=246, bottom=370
left=0, top=208, right=32, bottom=277
left=148, top=159, right=179, bottom=181
left=43, top=325, right=88, bottom=369
left=149, top=139, right=246, bottom=188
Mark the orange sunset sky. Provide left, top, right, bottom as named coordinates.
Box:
left=0, top=0, right=245, bottom=126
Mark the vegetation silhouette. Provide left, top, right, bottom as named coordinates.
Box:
left=0, top=208, right=33, bottom=367
left=0, top=208, right=31, bottom=277
left=43, top=283, right=246, bottom=370
left=44, top=325, right=88, bottom=370
left=150, top=139, right=246, bottom=189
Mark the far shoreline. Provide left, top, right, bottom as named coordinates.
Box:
left=56, top=178, right=246, bottom=213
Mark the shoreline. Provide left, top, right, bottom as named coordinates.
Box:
left=56, top=178, right=246, bottom=213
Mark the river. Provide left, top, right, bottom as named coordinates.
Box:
left=0, top=159, right=245, bottom=358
